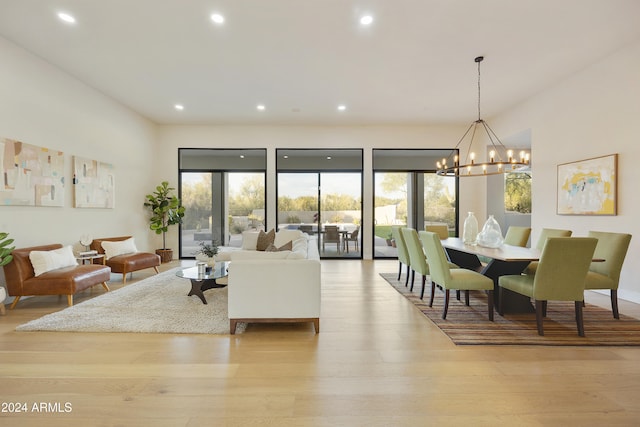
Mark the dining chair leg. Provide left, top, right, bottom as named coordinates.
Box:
left=456, top=290, right=460, bottom=301
left=397, top=261, right=402, bottom=281
left=487, top=290, right=494, bottom=321
left=542, top=301, right=548, bottom=317
left=535, top=300, right=545, bottom=336
left=404, top=265, right=410, bottom=287
left=498, top=287, right=504, bottom=316
left=410, top=270, right=415, bottom=291
left=419, top=275, right=427, bottom=299
left=429, top=281, right=436, bottom=307
left=442, top=289, right=450, bottom=319
left=575, top=301, right=585, bottom=337
left=611, top=290, right=620, bottom=319
left=464, top=290, right=470, bottom=306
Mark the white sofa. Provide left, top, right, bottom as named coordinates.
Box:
left=222, top=229, right=321, bottom=334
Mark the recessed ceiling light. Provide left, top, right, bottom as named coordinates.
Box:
left=327, top=156, right=332, bottom=160
left=58, top=12, right=76, bottom=24
left=360, top=15, right=373, bottom=25
left=257, top=104, right=265, bottom=111
left=337, top=105, right=347, bottom=111
left=283, top=155, right=289, bottom=159
left=211, top=13, right=225, bottom=24
left=240, top=155, right=245, bottom=159
left=174, top=104, right=184, bottom=111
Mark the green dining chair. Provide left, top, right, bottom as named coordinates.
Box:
left=584, top=231, right=632, bottom=319
left=391, top=225, right=411, bottom=287
left=401, top=228, right=430, bottom=298
left=503, top=226, right=532, bottom=247
left=420, top=231, right=494, bottom=320
left=524, top=228, right=573, bottom=275
left=498, top=237, right=597, bottom=336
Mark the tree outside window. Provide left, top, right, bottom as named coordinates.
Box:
left=505, top=172, right=532, bottom=214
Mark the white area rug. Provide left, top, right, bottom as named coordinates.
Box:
left=16, top=268, right=245, bottom=334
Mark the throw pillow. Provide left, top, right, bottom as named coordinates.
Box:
left=101, top=238, right=138, bottom=260
left=29, top=245, right=78, bottom=277
left=256, top=229, right=275, bottom=251
left=241, top=231, right=260, bottom=250
left=265, top=241, right=293, bottom=252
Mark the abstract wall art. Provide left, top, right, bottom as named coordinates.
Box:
left=1, top=138, right=65, bottom=207
left=557, top=153, right=617, bottom=215
left=73, top=156, right=115, bottom=208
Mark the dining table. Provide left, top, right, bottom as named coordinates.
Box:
left=440, top=237, right=542, bottom=313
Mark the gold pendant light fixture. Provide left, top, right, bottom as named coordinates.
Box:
left=436, top=56, right=529, bottom=177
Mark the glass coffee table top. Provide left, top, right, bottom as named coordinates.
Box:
left=176, top=262, right=229, bottom=304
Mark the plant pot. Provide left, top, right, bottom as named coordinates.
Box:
left=156, top=249, right=173, bottom=263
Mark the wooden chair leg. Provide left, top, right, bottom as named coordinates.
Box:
left=9, top=296, right=21, bottom=310
left=230, top=319, right=237, bottom=334
left=442, top=289, right=450, bottom=319
left=313, top=318, right=320, bottom=333
left=464, top=290, right=470, bottom=306
left=397, top=261, right=402, bottom=281
left=102, top=282, right=110, bottom=292
left=410, top=270, right=415, bottom=291
left=0, top=302, right=5, bottom=315
left=611, top=290, right=620, bottom=319
left=542, top=301, right=548, bottom=317
left=404, top=265, right=410, bottom=287
left=429, top=281, right=436, bottom=307
left=535, top=300, right=545, bottom=336
left=419, top=275, right=426, bottom=300
left=456, top=290, right=460, bottom=301
left=498, top=287, right=504, bottom=316
left=575, top=301, right=585, bottom=337
left=153, top=266, right=160, bottom=274
left=67, top=295, right=73, bottom=307
left=122, top=270, right=128, bottom=284
left=487, top=290, right=494, bottom=321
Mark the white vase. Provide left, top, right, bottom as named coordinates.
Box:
left=462, top=212, right=478, bottom=245
left=476, top=215, right=504, bottom=248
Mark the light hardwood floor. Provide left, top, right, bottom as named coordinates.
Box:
left=1, top=259, right=640, bottom=426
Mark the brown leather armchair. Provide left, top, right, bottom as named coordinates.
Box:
left=3, top=244, right=111, bottom=309
left=91, top=236, right=160, bottom=284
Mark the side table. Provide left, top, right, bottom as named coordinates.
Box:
left=76, top=254, right=106, bottom=265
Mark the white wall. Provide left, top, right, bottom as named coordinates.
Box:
left=0, top=37, right=158, bottom=267
left=157, top=125, right=482, bottom=259
left=492, top=39, right=640, bottom=303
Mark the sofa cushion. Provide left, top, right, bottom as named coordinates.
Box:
left=274, top=229, right=304, bottom=248
left=29, top=245, right=78, bottom=277
left=256, top=229, right=276, bottom=251
left=287, top=237, right=309, bottom=259
left=241, top=231, right=259, bottom=250
left=101, top=237, right=138, bottom=260
left=231, top=250, right=291, bottom=260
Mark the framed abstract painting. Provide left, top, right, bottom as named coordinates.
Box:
left=73, top=156, right=115, bottom=208
left=557, top=154, right=617, bottom=215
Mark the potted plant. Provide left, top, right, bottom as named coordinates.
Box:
left=144, top=181, right=185, bottom=263
left=194, top=240, right=219, bottom=266
left=0, top=232, right=15, bottom=267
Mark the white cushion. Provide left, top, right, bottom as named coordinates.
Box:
left=101, top=238, right=138, bottom=260
left=29, top=245, right=78, bottom=277
left=274, top=229, right=304, bottom=248
left=231, top=250, right=291, bottom=260
left=241, top=231, right=260, bottom=250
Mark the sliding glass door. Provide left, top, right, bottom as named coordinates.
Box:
left=178, top=149, right=266, bottom=258
left=276, top=149, right=363, bottom=259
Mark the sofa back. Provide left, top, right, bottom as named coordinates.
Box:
left=91, top=236, right=132, bottom=255
left=3, top=244, right=63, bottom=295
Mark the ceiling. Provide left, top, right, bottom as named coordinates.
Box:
left=1, top=0, right=639, bottom=126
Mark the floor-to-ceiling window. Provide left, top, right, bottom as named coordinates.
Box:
left=373, top=149, right=458, bottom=258
left=178, top=149, right=266, bottom=258
left=277, top=149, right=363, bottom=259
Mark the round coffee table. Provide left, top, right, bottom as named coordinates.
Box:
left=175, top=262, right=229, bottom=304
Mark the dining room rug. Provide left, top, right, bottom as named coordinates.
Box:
left=380, top=272, right=640, bottom=346
left=16, top=268, right=245, bottom=334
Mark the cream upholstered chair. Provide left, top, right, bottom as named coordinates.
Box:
left=391, top=226, right=411, bottom=286
left=420, top=231, right=494, bottom=320
left=401, top=228, right=431, bottom=298
left=498, top=237, right=597, bottom=336
left=425, top=224, right=449, bottom=240
left=584, top=231, right=632, bottom=319
left=504, top=226, right=532, bottom=247
left=524, top=228, right=573, bottom=275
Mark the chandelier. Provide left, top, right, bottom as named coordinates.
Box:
left=436, top=56, right=529, bottom=177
